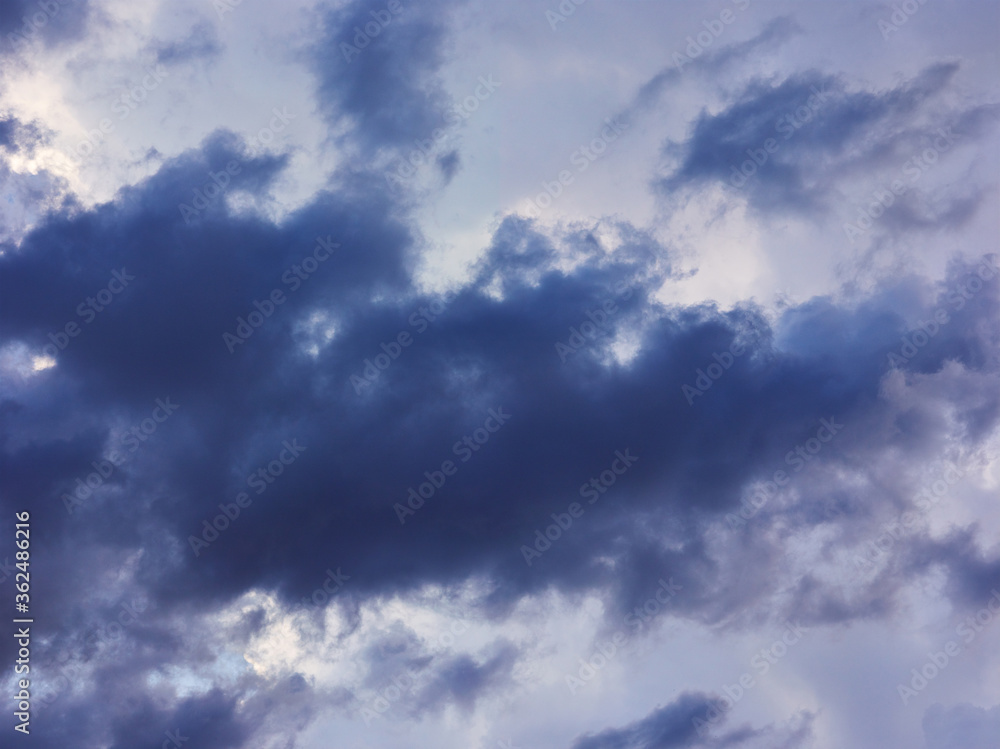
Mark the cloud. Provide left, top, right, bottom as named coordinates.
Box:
left=437, top=148, right=460, bottom=182
left=309, top=0, right=461, bottom=156
left=0, top=0, right=93, bottom=54
left=923, top=702, right=1000, bottom=749
left=0, top=116, right=17, bottom=148
left=620, top=16, right=801, bottom=122
left=658, top=61, right=1000, bottom=228
left=0, top=113, right=47, bottom=154
left=1, top=3, right=998, bottom=746
left=153, top=21, right=222, bottom=66
left=0, top=115, right=64, bottom=241
left=411, top=643, right=517, bottom=715
left=567, top=694, right=814, bottom=749
left=0, top=128, right=996, bottom=657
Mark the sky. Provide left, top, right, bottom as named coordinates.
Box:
left=0, top=1, right=998, bottom=748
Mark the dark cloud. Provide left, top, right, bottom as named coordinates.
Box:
left=658, top=61, right=1000, bottom=229
left=567, top=694, right=814, bottom=749
left=410, top=644, right=517, bottom=716
left=0, top=116, right=16, bottom=148
left=0, top=132, right=996, bottom=749
left=569, top=693, right=714, bottom=749
left=0, top=0, right=92, bottom=54
left=1, top=4, right=998, bottom=746
left=309, top=0, right=461, bottom=156
left=0, top=113, right=47, bottom=154
left=1, top=134, right=997, bottom=641
left=106, top=690, right=248, bottom=749
left=901, top=528, right=1000, bottom=612
left=437, top=148, right=460, bottom=182
left=0, top=124, right=997, bottom=747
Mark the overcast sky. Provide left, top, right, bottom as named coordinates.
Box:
left=1, top=1, right=999, bottom=748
